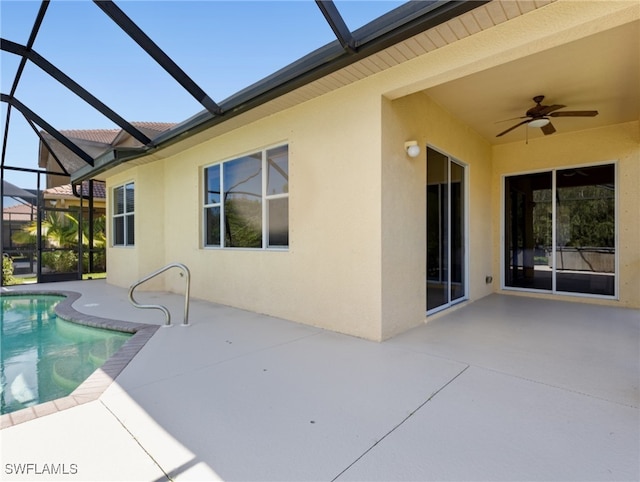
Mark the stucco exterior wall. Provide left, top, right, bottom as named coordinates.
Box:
left=108, top=83, right=385, bottom=340
left=107, top=163, right=167, bottom=291
left=380, top=92, right=493, bottom=339
left=103, top=0, right=639, bottom=340
left=492, top=121, right=640, bottom=308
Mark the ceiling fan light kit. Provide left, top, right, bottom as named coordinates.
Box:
left=496, top=95, right=598, bottom=138
left=528, top=118, right=550, bottom=128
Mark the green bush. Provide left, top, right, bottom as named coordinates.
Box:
left=2, top=255, right=15, bottom=285
left=41, top=251, right=78, bottom=273
left=83, top=250, right=106, bottom=273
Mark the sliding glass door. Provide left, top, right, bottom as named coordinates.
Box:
left=426, top=147, right=466, bottom=313
left=504, top=164, right=615, bottom=297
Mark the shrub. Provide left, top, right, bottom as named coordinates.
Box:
left=2, top=255, right=15, bottom=285
left=41, top=251, right=78, bottom=273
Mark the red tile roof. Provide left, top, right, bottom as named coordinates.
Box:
left=59, top=122, right=176, bottom=144
left=44, top=181, right=106, bottom=199
left=40, top=122, right=177, bottom=177
left=3, top=203, right=36, bottom=221
left=61, top=129, right=120, bottom=144
left=131, top=121, right=176, bottom=132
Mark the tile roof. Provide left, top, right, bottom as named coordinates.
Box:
left=40, top=123, right=177, bottom=178
left=3, top=203, right=36, bottom=221
left=59, top=122, right=176, bottom=144
left=130, top=121, right=176, bottom=132
left=44, top=181, right=106, bottom=199
left=60, top=129, right=120, bottom=144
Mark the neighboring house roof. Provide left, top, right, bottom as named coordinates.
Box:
left=61, top=129, right=120, bottom=145
left=60, top=122, right=176, bottom=145
left=39, top=123, right=176, bottom=180
left=3, top=203, right=36, bottom=221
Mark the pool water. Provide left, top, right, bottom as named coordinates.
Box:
left=0, top=295, right=131, bottom=415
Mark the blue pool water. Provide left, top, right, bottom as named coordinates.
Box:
left=0, top=294, right=131, bottom=415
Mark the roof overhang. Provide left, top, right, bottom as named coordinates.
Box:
left=72, top=146, right=148, bottom=182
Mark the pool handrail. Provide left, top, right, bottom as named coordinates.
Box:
left=128, top=262, right=190, bottom=327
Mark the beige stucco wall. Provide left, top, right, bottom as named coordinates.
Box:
left=107, top=83, right=386, bottom=340
left=106, top=163, right=167, bottom=292
left=107, top=81, right=497, bottom=341
left=492, top=121, right=640, bottom=308
left=380, top=92, right=493, bottom=339
left=104, top=0, right=639, bottom=340
left=105, top=99, right=639, bottom=342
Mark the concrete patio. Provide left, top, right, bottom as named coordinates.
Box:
left=1, top=280, right=638, bottom=481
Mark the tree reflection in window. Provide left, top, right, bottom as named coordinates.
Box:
left=223, top=154, right=262, bottom=248
left=203, top=145, right=289, bottom=249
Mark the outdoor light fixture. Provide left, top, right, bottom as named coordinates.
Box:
left=528, top=118, right=550, bottom=128
left=404, top=141, right=420, bottom=158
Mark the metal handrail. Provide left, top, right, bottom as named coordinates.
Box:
left=128, top=263, right=191, bottom=327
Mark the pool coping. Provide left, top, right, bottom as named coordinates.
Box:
left=0, top=290, right=159, bottom=429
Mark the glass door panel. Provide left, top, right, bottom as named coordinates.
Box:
left=426, top=147, right=466, bottom=313
left=504, top=164, right=615, bottom=297
left=555, top=165, right=615, bottom=296
left=450, top=162, right=465, bottom=302
left=426, top=149, right=448, bottom=311
left=504, top=172, right=552, bottom=290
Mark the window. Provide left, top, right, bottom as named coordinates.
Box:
left=113, top=182, right=135, bottom=246
left=504, top=164, right=615, bottom=297
left=204, top=145, right=288, bottom=249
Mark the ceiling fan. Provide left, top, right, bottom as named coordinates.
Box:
left=496, top=95, right=598, bottom=137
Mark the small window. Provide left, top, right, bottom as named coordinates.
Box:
left=113, top=182, right=134, bottom=246
left=203, top=145, right=288, bottom=249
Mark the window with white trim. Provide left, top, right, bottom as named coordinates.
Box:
left=113, top=182, right=135, bottom=246
left=204, top=145, right=288, bottom=249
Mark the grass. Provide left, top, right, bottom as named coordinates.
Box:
left=4, top=272, right=106, bottom=285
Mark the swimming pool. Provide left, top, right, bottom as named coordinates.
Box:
left=0, top=294, right=131, bottom=415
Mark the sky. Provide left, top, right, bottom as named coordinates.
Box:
left=1, top=0, right=405, bottom=189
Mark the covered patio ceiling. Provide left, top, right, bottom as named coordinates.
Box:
left=424, top=18, right=639, bottom=144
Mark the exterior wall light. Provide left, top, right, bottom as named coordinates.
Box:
left=404, top=141, right=421, bottom=158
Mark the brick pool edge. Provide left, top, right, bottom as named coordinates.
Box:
left=0, top=290, right=159, bottom=429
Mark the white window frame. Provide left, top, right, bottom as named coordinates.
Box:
left=203, top=144, right=289, bottom=250
left=112, top=181, right=135, bottom=247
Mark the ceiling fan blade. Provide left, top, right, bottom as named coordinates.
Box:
left=541, top=122, right=556, bottom=135
left=495, top=116, right=528, bottom=124
left=549, top=110, right=598, bottom=117
left=496, top=120, right=530, bottom=137
left=538, top=104, right=566, bottom=115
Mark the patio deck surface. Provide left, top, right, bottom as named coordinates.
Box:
left=1, top=280, right=638, bottom=481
